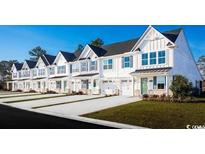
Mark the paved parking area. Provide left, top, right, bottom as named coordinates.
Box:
left=0, top=93, right=40, bottom=99
left=0, top=93, right=65, bottom=103
left=0, top=91, right=141, bottom=127
left=38, top=96, right=141, bottom=116
left=9, top=95, right=103, bottom=109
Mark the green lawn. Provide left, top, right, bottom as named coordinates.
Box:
left=84, top=101, right=205, bottom=129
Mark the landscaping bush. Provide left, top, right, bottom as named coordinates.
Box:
left=16, top=89, right=23, bottom=92
left=142, top=94, right=149, bottom=100
left=46, top=90, right=57, bottom=94
left=170, top=75, right=193, bottom=102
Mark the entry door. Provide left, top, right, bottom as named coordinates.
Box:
left=81, top=80, right=89, bottom=89
left=141, top=78, right=148, bottom=95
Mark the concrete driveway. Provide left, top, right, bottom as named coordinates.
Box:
left=38, top=96, right=141, bottom=116
left=9, top=95, right=102, bottom=109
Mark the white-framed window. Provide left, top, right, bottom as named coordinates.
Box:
left=90, top=61, right=97, bottom=71
left=122, top=56, right=133, bottom=68
left=32, top=69, right=37, bottom=77
left=38, top=69, right=45, bottom=76
left=57, top=65, right=66, bottom=74
left=103, top=59, right=113, bottom=70
left=158, top=50, right=166, bottom=64
left=22, top=70, right=30, bottom=77
left=81, top=61, right=88, bottom=72
left=48, top=67, right=55, bottom=75
left=13, top=73, right=17, bottom=78
left=56, top=81, right=62, bottom=89
left=153, top=76, right=166, bottom=89
left=71, top=63, right=79, bottom=73
left=150, top=52, right=157, bottom=65
left=142, top=53, right=148, bottom=65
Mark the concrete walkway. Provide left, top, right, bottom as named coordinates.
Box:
left=38, top=96, right=141, bottom=116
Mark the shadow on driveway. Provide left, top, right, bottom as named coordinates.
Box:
left=0, top=104, right=113, bottom=129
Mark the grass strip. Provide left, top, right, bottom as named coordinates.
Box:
left=32, top=96, right=109, bottom=109
left=3, top=94, right=67, bottom=104
left=84, top=100, right=205, bottom=129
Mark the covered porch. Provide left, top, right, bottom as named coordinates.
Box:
left=72, top=73, right=100, bottom=95
left=131, top=67, right=172, bottom=96
left=48, top=76, right=69, bottom=93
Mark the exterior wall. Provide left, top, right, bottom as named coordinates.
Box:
left=171, top=31, right=202, bottom=87
left=136, top=28, right=174, bottom=70
left=10, top=27, right=202, bottom=96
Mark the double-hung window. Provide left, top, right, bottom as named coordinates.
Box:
left=153, top=76, right=166, bottom=89
left=150, top=52, right=156, bottom=65
left=142, top=53, right=148, bottom=65
left=72, top=63, right=79, bottom=73
left=103, top=59, right=113, bottom=70
left=90, top=61, right=97, bottom=71
left=32, top=69, right=37, bottom=77
left=81, top=61, right=88, bottom=72
left=57, top=65, right=66, bottom=74
left=122, top=56, right=133, bottom=68
left=158, top=51, right=166, bottom=64
left=38, top=69, right=45, bottom=76
left=49, top=67, right=55, bottom=75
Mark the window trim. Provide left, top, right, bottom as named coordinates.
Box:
left=103, top=59, right=113, bottom=70
left=150, top=52, right=157, bottom=65
left=142, top=53, right=148, bottom=66
left=158, top=50, right=166, bottom=64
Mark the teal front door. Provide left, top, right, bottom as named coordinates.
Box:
left=141, top=78, right=148, bottom=95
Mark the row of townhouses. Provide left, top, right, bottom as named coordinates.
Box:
left=9, top=26, right=202, bottom=96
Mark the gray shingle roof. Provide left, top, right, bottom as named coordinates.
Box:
left=60, top=51, right=77, bottom=62
left=162, top=28, right=182, bottom=43
left=88, top=28, right=182, bottom=57
left=25, top=60, right=37, bottom=69
left=14, top=63, right=23, bottom=70
left=43, top=54, right=56, bottom=65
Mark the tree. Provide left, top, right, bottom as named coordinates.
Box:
left=29, top=46, right=47, bottom=60
left=170, top=75, right=193, bottom=102
left=75, top=44, right=84, bottom=52
left=91, top=38, right=104, bottom=47
left=197, top=55, right=205, bottom=80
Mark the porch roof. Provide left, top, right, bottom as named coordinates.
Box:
left=131, top=67, right=172, bottom=75
left=49, top=75, right=68, bottom=79
left=73, top=73, right=99, bottom=78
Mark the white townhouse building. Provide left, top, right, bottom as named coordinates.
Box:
left=10, top=26, right=202, bottom=96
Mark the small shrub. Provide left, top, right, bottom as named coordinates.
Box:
left=46, top=90, right=57, bottom=94
left=16, top=89, right=23, bottom=92
left=170, top=75, right=193, bottom=102
left=142, top=94, right=149, bottom=100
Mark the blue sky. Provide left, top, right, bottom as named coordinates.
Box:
left=0, top=25, right=204, bottom=62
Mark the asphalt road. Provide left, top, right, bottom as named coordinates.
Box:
left=0, top=104, right=113, bottom=129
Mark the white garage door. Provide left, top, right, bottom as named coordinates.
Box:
left=121, top=80, right=133, bottom=96
left=102, top=81, right=118, bottom=95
